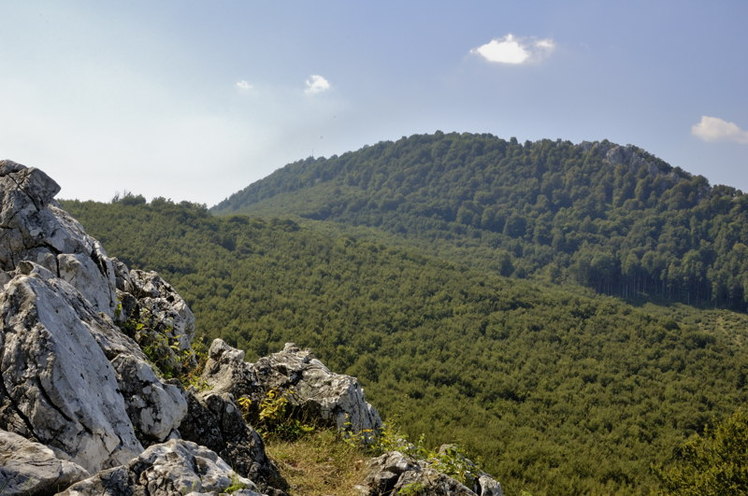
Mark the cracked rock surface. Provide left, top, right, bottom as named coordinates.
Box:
left=356, top=450, right=503, bottom=496
left=179, top=390, right=288, bottom=495
left=0, top=429, right=89, bottom=496
left=0, top=160, right=118, bottom=316
left=0, top=264, right=143, bottom=472
left=58, top=439, right=266, bottom=496
left=203, top=339, right=382, bottom=433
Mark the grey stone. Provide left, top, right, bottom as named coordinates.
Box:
left=111, top=353, right=188, bottom=446
left=127, top=269, right=195, bottom=352
left=202, top=339, right=382, bottom=434
left=120, top=270, right=197, bottom=376
left=58, top=439, right=266, bottom=496
left=0, top=429, right=89, bottom=496
left=0, top=266, right=143, bottom=472
left=358, top=450, right=503, bottom=496
left=0, top=162, right=118, bottom=316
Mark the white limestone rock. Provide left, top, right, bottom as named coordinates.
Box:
left=59, top=439, right=265, bottom=496
left=0, top=161, right=118, bottom=316
left=0, top=265, right=143, bottom=472
left=0, top=429, right=89, bottom=496
left=111, top=353, right=188, bottom=445
left=127, top=269, right=196, bottom=353
left=202, top=339, right=382, bottom=434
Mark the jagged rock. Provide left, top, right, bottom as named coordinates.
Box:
left=201, top=338, right=262, bottom=397
left=179, top=390, right=288, bottom=495
left=126, top=269, right=196, bottom=352
left=58, top=439, right=266, bottom=496
left=203, top=339, right=382, bottom=433
left=0, top=264, right=143, bottom=472
left=111, top=354, right=188, bottom=446
left=117, top=269, right=197, bottom=375
left=354, top=451, right=420, bottom=495
left=0, top=429, right=89, bottom=496
left=356, top=450, right=503, bottom=496
left=0, top=263, right=190, bottom=474
left=0, top=161, right=118, bottom=316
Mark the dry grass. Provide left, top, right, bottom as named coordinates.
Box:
left=266, top=429, right=371, bottom=496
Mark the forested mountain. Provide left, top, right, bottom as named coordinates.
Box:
left=214, top=132, right=748, bottom=311
left=63, top=198, right=748, bottom=496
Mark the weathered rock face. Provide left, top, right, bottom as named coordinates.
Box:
left=356, top=450, right=503, bottom=496
left=0, top=161, right=118, bottom=316
left=115, top=269, right=198, bottom=377
left=110, top=353, right=187, bottom=446
left=0, top=264, right=144, bottom=472
left=203, top=339, right=383, bottom=433
left=0, top=162, right=291, bottom=494
left=58, top=439, right=266, bottom=496
left=0, top=429, right=89, bottom=496
left=124, top=269, right=196, bottom=352
left=178, top=390, right=287, bottom=495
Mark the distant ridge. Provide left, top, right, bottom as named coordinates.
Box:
left=213, top=132, right=748, bottom=310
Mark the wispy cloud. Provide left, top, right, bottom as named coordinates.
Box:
left=235, top=80, right=253, bottom=91
left=304, top=74, right=331, bottom=95
left=692, top=116, right=748, bottom=144
left=471, top=34, right=556, bottom=65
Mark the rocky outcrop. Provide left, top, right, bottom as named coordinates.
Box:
left=356, top=450, right=503, bottom=496
left=0, top=161, right=118, bottom=316
left=110, top=353, right=187, bottom=446
left=0, top=429, right=89, bottom=496
left=58, top=439, right=265, bottom=496
left=0, top=263, right=144, bottom=472
left=0, top=161, right=504, bottom=495
left=0, top=162, right=287, bottom=494
left=203, top=339, right=382, bottom=434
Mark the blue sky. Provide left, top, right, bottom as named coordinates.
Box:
left=1, top=1, right=747, bottom=205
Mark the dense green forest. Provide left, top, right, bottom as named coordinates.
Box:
left=214, top=132, right=748, bottom=311
left=63, top=198, right=748, bottom=495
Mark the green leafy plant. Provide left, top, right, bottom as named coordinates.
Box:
left=398, top=481, right=427, bottom=495
left=224, top=473, right=247, bottom=493
left=239, top=388, right=315, bottom=441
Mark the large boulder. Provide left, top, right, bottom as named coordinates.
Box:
left=0, top=262, right=188, bottom=472
left=110, top=353, right=187, bottom=446
left=0, top=264, right=143, bottom=472
left=0, top=429, right=89, bottom=496
left=0, top=161, right=118, bottom=316
left=356, top=450, right=503, bottom=496
left=58, top=439, right=266, bottom=496
left=202, top=339, right=382, bottom=433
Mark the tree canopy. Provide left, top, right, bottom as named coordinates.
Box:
left=214, top=132, right=748, bottom=311
left=63, top=198, right=748, bottom=495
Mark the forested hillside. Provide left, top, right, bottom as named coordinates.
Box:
left=63, top=198, right=748, bottom=495
left=214, top=132, right=748, bottom=311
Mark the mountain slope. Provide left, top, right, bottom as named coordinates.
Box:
left=214, top=132, right=748, bottom=310
left=63, top=198, right=748, bottom=495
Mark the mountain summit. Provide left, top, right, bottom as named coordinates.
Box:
left=214, top=132, right=748, bottom=310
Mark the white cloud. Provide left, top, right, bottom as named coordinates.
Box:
left=235, top=80, right=253, bottom=91
left=692, top=116, right=748, bottom=144
left=472, top=34, right=556, bottom=64
left=305, top=74, right=331, bottom=95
